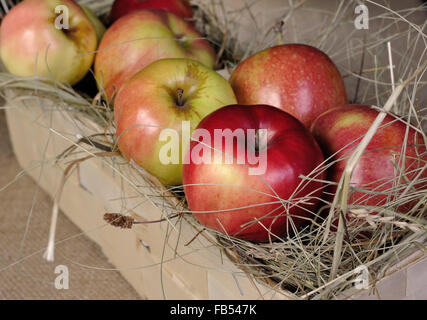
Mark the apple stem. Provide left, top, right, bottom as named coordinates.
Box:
left=177, top=88, right=185, bottom=107
left=255, top=129, right=267, bottom=152
left=255, top=130, right=260, bottom=152
left=274, top=20, right=284, bottom=45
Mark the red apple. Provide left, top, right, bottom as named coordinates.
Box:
left=229, top=44, right=348, bottom=128
left=94, top=9, right=215, bottom=102
left=310, top=105, right=427, bottom=213
left=182, top=104, right=325, bottom=242
left=110, top=0, right=193, bottom=23
left=114, top=58, right=237, bottom=186
left=110, top=0, right=193, bottom=22
left=0, top=0, right=97, bottom=85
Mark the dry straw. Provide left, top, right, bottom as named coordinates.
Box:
left=0, top=0, right=426, bottom=299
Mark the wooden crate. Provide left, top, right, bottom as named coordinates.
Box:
left=4, top=88, right=426, bottom=300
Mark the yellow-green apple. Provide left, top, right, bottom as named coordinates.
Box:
left=81, top=5, right=106, bottom=43
left=114, top=58, right=237, bottom=185
left=94, top=9, right=215, bottom=102
left=229, top=44, right=348, bottom=128
left=0, top=0, right=97, bottom=85
left=182, top=104, right=325, bottom=242
left=110, top=0, right=193, bottom=23
left=311, top=104, right=427, bottom=214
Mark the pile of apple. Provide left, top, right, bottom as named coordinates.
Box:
left=1, top=0, right=425, bottom=243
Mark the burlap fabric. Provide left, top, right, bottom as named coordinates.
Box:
left=0, top=109, right=141, bottom=300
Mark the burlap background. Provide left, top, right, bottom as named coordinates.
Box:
left=0, top=109, right=141, bottom=300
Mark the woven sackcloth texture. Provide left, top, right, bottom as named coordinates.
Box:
left=0, top=108, right=141, bottom=300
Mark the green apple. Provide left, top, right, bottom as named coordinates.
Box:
left=114, top=58, right=237, bottom=185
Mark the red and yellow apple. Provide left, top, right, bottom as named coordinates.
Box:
left=114, top=58, right=237, bottom=186
left=94, top=9, right=215, bottom=102
left=0, top=0, right=97, bottom=85
left=229, top=44, right=348, bottom=127
left=182, top=104, right=325, bottom=242
left=110, top=0, right=193, bottom=23
left=311, top=104, right=427, bottom=212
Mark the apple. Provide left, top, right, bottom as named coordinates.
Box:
left=94, top=9, right=215, bottom=102
left=110, top=0, right=193, bottom=23
left=81, top=5, right=106, bottom=43
left=182, top=104, right=325, bottom=242
left=0, top=0, right=97, bottom=86
left=229, top=44, right=348, bottom=128
left=114, top=58, right=237, bottom=186
left=310, top=104, right=427, bottom=213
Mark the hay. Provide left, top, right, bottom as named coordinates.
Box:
left=0, top=0, right=426, bottom=299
